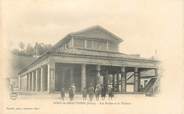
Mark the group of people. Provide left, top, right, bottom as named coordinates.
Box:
left=60, top=83, right=114, bottom=101
left=60, top=84, right=76, bottom=101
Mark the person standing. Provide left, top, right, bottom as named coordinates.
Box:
left=82, top=87, right=87, bottom=101
left=108, top=86, right=114, bottom=100
left=95, top=84, right=101, bottom=101
left=68, top=87, right=74, bottom=101
left=60, top=87, right=65, bottom=101
left=71, top=83, right=76, bottom=95
left=101, top=85, right=106, bottom=100
left=88, top=84, right=94, bottom=101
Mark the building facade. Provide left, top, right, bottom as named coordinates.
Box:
left=18, top=26, right=159, bottom=94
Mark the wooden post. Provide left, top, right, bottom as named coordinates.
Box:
left=71, top=37, right=74, bottom=48
left=134, top=67, right=139, bottom=92
left=121, top=66, right=126, bottom=93
left=155, top=68, right=158, bottom=77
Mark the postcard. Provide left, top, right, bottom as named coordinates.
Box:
left=1, top=0, right=184, bottom=114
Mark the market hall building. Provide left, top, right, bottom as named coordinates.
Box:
left=18, top=26, right=159, bottom=94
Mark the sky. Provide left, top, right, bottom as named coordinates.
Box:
left=2, top=0, right=183, bottom=59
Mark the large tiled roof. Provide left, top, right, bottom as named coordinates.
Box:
left=70, top=25, right=123, bottom=42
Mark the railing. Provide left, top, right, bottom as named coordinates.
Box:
left=126, top=72, right=134, bottom=81
left=144, top=77, right=159, bottom=96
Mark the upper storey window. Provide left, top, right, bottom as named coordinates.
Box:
left=93, top=40, right=106, bottom=50
left=109, top=41, right=118, bottom=51
left=73, top=38, right=118, bottom=52
left=74, top=39, right=85, bottom=48
left=86, top=40, right=93, bottom=49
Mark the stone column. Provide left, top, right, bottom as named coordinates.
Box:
left=112, top=73, right=115, bottom=91
left=25, top=75, right=27, bottom=91
left=61, top=69, right=65, bottom=89
left=28, top=73, right=30, bottom=91
left=29, top=72, right=32, bottom=91
left=23, top=75, right=26, bottom=91
left=18, top=75, right=21, bottom=91
left=26, top=74, right=29, bottom=91
left=96, top=65, right=101, bottom=84
left=47, top=61, right=55, bottom=93
left=35, top=69, right=38, bottom=91
left=117, top=73, right=119, bottom=91
left=40, top=67, right=44, bottom=91
left=121, top=66, right=126, bottom=93
left=104, top=70, right=108, bottom=87
left=134, top=67, right=139, bottom=92
left=31, top=71, right=34, bottom=91
left=20, top=76, right=22, bottom=91
left=81, top=64, right=86, bottom=91
left=47, top=64, right=50, bottom=93
left=70, top=68, right=74, bottom=84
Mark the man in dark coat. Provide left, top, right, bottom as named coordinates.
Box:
left=101, top=85, right=106, bottom=100
left=108, top=86, right=114, bottom=100
left=60, top=87, right=65, bottom=101
left=82, top=87, right=87, bottom=101
left=68, top=87, right=74, bottom=101
left=95, top=84, right=101, bottom=101
left=88, top=84, right=94, bottom=101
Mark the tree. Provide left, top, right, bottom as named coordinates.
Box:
left=26, top=43, right=34, bottom=56
left=19, top=42, right=25, bottom=51
left=11, top=42, right=52, bottom=57
left=34, top=43, right=52, bottom=56
left=18, top=42, right=25, bottom=55
left=12, top=49, right=20, bottom=55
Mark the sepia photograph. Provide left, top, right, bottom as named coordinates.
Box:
left=1, top=0, right=184, bottom=114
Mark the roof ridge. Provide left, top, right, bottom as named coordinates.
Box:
left=70, top=25, right=123, bottom=42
